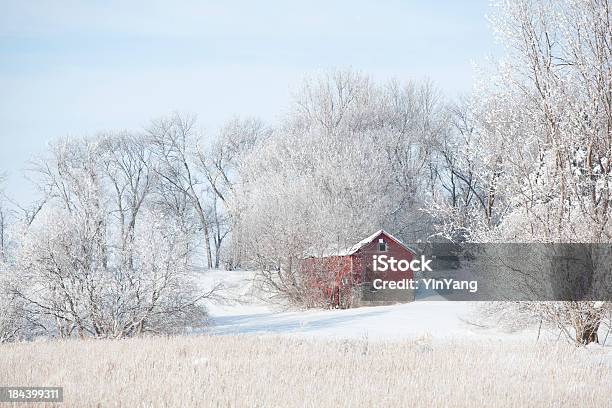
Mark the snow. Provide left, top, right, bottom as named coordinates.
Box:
left=196, top=269, right=557, bottom=343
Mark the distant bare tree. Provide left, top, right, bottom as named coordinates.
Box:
left=197, top=116, right=270, bottom=268
left=147, top=113, right=216, bottom=269
left=99, top=132, right=156, bottom=268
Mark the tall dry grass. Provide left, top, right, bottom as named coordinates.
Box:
left=1, top=335, right=611, bottom=407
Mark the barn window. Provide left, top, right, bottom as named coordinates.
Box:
left=378, top=239, right=387, bottom=252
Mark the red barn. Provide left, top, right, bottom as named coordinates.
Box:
left=301, top=230, right=416, bottom=308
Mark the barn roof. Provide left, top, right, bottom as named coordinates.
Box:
left=345, top=229, right=415, bottom=255
left=307, top=230, right=416, bottom=258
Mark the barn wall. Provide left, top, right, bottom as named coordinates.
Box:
left=350, top=232, right=415, bottom=305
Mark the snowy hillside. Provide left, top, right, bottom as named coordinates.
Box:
left=196, top=269, right=556, bottom=342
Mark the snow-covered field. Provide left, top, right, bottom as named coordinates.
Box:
left=2, top=269, right=610, bottom=407
left=198, top=269, right=605, bottom=344
left=3, top=333, right=611, bottom=407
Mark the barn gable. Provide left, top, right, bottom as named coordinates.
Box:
left=346, top=229, right=416, bottom=257
left=308, top=230, right=415, bottom=258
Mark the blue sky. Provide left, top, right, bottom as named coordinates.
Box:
left=0, top=1, right=497, bottom=201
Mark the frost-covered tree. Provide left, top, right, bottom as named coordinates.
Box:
left=7, top=135, right=210, bottom=339
left=0, top=173, right=8, bottom=263
left=196, top=116, right=271, bottom=269
left=0, top=174, right=24, bottom=342
left=147, top=113, right=216, bottom=268
left=432, top=0, right=612, bottom=344
left=147, top=113, right=261, bottom=269
left=235, top=71, right=446, bottom=305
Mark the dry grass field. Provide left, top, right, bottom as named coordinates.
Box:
left=1, top=335, right=611, bottom=407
